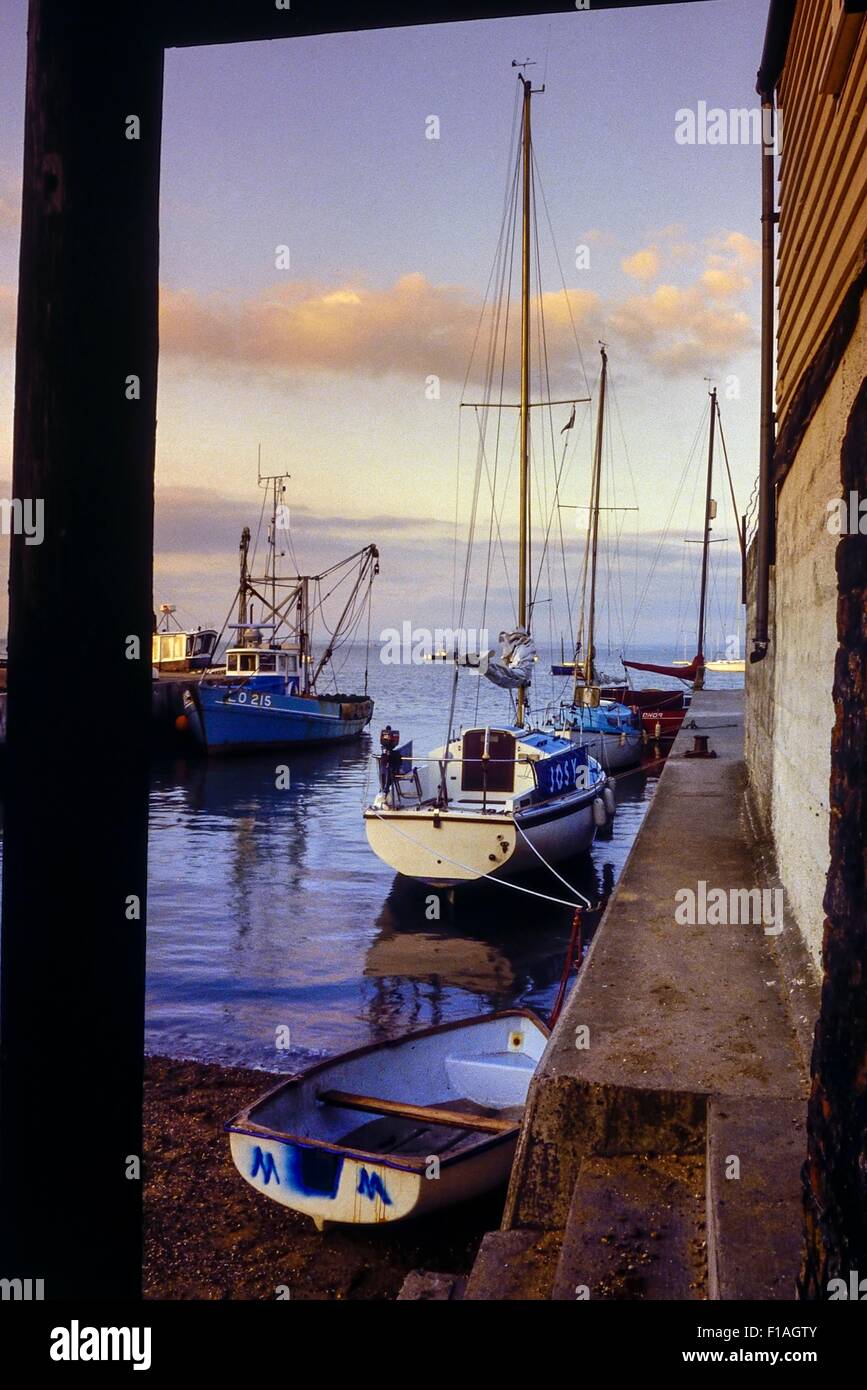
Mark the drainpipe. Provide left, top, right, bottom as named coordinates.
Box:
left=752, top=1, right=796, bottom=664
left=751, top=92, right=776, bottom=665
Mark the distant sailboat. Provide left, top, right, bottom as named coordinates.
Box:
left=364, top=72, right=610, bottom=889
left=550, top=345, right=643, bottom=773
left=617, top=385, right=745, bottom=730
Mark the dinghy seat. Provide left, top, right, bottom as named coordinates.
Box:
left=444, top=1051, right=536, bottom=1110
left=331, top=1097, right=523, bottom=1159
left=317, top=1088, right=517, bottom=1134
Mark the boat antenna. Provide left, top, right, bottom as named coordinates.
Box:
left=257, top=466, right=291, bottom=640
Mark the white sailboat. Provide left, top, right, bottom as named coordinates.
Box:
left=364, top=72, right=611, bottom=890
left=550, top=345, right=643, bottom=773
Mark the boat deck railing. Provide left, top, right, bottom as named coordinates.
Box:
left=371, top=753, right=540, bottom=812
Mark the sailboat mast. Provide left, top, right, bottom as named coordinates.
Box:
left=517, top=74, right=532, bottom=728
left=695, top=386, right=717, bottom=690
left=580, top=344, right=607, bottom=693
left=270, top=476, right=278, bottom=625
left=237, top=525, right=251, bottom=631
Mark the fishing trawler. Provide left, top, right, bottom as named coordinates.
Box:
left=364, top=71, right=611, bottom=889
left=190, top=471, right=378, bottom=755
left=152, top=604, right=218, bottom=673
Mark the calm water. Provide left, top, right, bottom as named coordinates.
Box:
left=145, top=648, right=741, bottom=1071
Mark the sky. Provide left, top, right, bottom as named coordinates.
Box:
left=0, top=0, right=770, bottom=653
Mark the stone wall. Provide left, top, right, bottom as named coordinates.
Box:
left=745, top=290, right=867, bottom=971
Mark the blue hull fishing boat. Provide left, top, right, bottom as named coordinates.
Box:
left=192, top=683, right=374, bottom=754
left=190, top=469, right=378, bottom=756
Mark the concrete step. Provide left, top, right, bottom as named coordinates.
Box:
left=396, top=1270, right=467, bottom=1300
left=462, top=1228, right=562, bottom=1300
left=551, top=1153, right=707, bottom=1300
left=706, top=1095, right=805, bottom=1299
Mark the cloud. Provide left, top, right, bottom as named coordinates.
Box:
left=0, top=224, right=761, bottom=386
left=700, top=266, right=748, bottom=299
left=621, top=246, right=661, bottom=282
left=159, top=273, right=601, bottom=389
left=606, top=227, right=759, bottom=370
left=609, top=282, right=753, bottom=372
left=153, top=484, right=451, bottom=558
left=709, top=230, right=760, bottom=270
left=161, top=274, right=484, bottom=384
left=0, top=173, right=21, bottom=235
left=0, top=285, right=15, bottom=339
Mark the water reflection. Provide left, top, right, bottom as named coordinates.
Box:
left=146, top=712, right=659, bottom=1071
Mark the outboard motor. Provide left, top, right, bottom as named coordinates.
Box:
left=379, top=726, right=401, bottom=793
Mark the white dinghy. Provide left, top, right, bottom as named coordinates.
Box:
left=227, top=1009, right=549, bottom=1229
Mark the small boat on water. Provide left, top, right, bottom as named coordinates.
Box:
left=152, top=604, right=218, bottom=673
left=550, top=346, right=643, bottom=773
left=190, top=471, right=379, bottom=755
left=226, top=1009, right=549, bottom=1229
left=706, top=657, right=745, bottom=673
left=364, top=74, right=610, bottom=889
left=619, top=385, right=746, bottom=723
left=556, top=696, right=643, bottom=773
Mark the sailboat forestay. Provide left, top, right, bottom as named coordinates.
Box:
left=620, top=385, right=746, bottom=704
left=364, top=72, right=611, bottom=890
left=549, top=344, right=643, bottom=772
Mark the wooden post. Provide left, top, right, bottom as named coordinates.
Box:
left=0, top=2, right=163, bottom=1297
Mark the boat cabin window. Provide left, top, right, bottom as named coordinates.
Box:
left=227, top=651, right=259, bottom=674
left=460, top=729, right=516, bottom=794
left=257, top=653, right=277, bottom=672
left=281, top=654, right=298, bottom=673
left=191, top=630, right=216, bottom=657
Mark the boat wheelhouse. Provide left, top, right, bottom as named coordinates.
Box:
left=152, top=623, right=218, bottom=673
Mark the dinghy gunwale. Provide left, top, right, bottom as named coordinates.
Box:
left=225, top=1008, right=549, bottom=1176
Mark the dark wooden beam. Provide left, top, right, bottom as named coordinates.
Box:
left=159, top=0, right=706, bottom=49
left=0, top=1, right=163, bottom=1298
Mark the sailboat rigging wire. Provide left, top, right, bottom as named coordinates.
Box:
left=532, top=148, right=590, bottom=399
left=622, top=399, right=709, bottom=650
left=715, top=403, right=745, bottom=555
left=368, top=808, right=592, bottom=910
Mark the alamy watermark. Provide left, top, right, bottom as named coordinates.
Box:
left=826, top=493, right=867, bottom=535
left=379, top=623, right=489, bottom=665
left=0, top=1276, right=44, bottom=1300
left=675, top=103, right=782, bottom=154
left=0, top=497, right=43, bottom=546
left=674, top=881, right=783, bottom=936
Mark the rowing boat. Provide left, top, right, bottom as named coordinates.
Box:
left=226, top=1009, right=549, bottom=1228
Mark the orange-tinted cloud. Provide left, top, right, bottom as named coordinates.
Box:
left=0, top=226, right=759, bottom=385
left=160, top=273, right=600, bottom=387
left=621, top=246, right=661, bottom=281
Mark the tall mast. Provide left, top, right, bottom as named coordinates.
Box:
left=578, top=344, right=607, bottom=695
left=517, top=73, right=532, bottom=728
left=237, top=525, right=251, bottom=631
left=695, top=386, right=717, bottom=691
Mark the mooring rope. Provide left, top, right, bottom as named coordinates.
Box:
left=368, top=807, right=593, bottom=911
